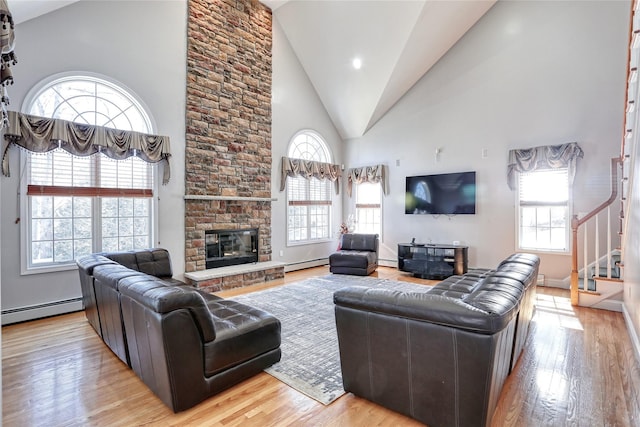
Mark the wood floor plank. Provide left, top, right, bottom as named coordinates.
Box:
left=3, top=267, right=640, bottom=427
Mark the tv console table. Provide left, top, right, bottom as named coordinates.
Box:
left=398, top=243, right=468, bottom=280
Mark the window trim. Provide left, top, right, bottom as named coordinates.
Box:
left=515, top=168, right=572, bottom=255
left=22, top=71, right=157, bottom=132
left=20, top=73, right=159, bottom=275
left=19, top=152, right=159, bottom=275
left=353, top=181, right=383, bottom=239
left=285, top=129, right=334, bottom=246
left=285, top=175, right=334, bottom=246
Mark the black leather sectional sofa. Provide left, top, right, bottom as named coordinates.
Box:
left=333, top=253, right=539, bottom=427
left=76, top=248, right=281, bottom=412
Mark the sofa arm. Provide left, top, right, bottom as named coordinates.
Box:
left=119, top=278, right=217, bottom=342
left=334, top=286, right=515, bottom=334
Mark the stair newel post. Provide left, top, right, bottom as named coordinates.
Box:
left=571, top=214, right=580, bottom=305
left=607, top=206, right=612, bottom=279
left=583, top=221, right=588, bottom=289
left=595, top=213, right=600, bottom=280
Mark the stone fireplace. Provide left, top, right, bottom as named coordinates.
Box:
left=205, top=228, right=258, bottom=269
left=183, top=0, right=283, bottom=292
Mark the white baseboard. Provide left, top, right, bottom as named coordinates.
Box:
left=623, top=304, right=640, bottom=365
left=589, top=299, right=624, bottom=312
left=1, top=298, right=83, bottom=325
left=285, top=258, right=396, bottom=272
left=284, top=258, right=329, bottom=272
left=379, top=258, right=397, bottom=268
left=540, top=278, right=569, bottom=289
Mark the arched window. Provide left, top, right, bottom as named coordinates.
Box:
left=27, top=75, right=152, bottom=131
left=22, top=74, right=155, bottom=271
left=286, top=130, right=332, bottom=244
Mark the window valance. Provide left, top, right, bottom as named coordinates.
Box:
left=2, top=111, right=172, bottom=184
left=507, top=142, right=583, bottom=190
left=346, top=164, right=387, bottom=197
left=280, top=156, right=342, bottom=194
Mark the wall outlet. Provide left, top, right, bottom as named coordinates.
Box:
left=279, top=250, right=284, bottom=257
left=453, top=240, right=460, bottom=245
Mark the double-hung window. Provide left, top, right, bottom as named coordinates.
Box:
left=354, top=182, right=382, bottom=236
left=286, top=131, right=332, bottom=244
left=517, top=168, right=570, bottom=252
left=23, top=75, right=155, bottom=271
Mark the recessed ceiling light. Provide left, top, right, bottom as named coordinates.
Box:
left=352, top=58, right=362, bottom=70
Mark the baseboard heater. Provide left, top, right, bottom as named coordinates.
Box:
left=1, top=297, right=83, bottom=325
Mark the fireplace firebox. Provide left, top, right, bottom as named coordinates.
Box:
left=205, top=228, right=259, bottom=269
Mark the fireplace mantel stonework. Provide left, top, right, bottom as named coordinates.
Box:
left=184, top=0, right=277, bottom=289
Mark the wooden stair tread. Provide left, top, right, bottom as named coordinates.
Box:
left=591, top=277, right=624, bottom=283
left=579, top=289, right=601, bottom=296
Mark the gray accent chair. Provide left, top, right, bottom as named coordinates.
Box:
left=329, top=233, right=379, bottom=276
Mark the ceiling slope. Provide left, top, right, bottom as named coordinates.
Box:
left=8, top=0, right=81, bottom=25
left=271, top=0, right=496, bottom=140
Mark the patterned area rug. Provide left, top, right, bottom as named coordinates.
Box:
left=231, top=274, right=432, bottom=405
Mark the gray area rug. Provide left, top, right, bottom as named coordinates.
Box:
left=231, top=274, right=432, bottom=405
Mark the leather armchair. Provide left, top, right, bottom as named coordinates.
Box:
left=329, top=233, right=379, bottom=276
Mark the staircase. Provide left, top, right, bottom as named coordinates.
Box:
left=570, top=0, right=636, bottom=309
left=570, top=159, right=625, bottom=311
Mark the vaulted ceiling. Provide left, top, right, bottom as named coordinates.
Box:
left=9, top=0, right=496, bottom=140
left=265, top=0, right=496, bottom=140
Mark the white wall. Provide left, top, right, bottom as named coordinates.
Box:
left=271, top=18, right=344, bottom=269
left=622, top=5, right=640, bottom=362
left=623, top=132, right=640, bottom=361
left=344, top=0, right=629, bottom=280
left=0, top=1, right=187, bottom=323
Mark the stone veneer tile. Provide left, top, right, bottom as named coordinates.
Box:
left=185, top=0, right=273, bottom=273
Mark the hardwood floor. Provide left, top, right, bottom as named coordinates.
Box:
left=3, top=266, right=639, bottom=426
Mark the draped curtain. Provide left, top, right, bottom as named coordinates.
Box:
left=507, top=142, right=583, bottom=190
left=0, top=0, right=16, bottom=129
left=2, top=111, right=172, bottom=184
left=280, top=156, right=342, bottom=194
left=346, top=164, right=387, bottom=197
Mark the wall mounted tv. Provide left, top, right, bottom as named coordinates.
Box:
left=405, top=171, right=476, bottom=215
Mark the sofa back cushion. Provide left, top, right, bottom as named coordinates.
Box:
left=103, top=251, right=139, bottom=271
left=429, top=275, right=484, bottom=300
left=76, top=254, right=117, bottom=275
left=135, top=249, right=174, bottom=278
left=340, top=233, right=378, bottom=252
left=334, top=286, right=516, bottom=334
left=462, top=276, right=524, bottom=315
left=93, top=264, right=146, bottom=291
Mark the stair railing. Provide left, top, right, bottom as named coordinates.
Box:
left=570, top=157, right=622, bottom=305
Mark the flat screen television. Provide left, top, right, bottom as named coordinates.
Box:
left=405, top=171, right=476, bottom=215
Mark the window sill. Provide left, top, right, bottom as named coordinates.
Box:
left=22, top=263, right=78, bottom=276
left=517, top=248, right=571, bottom=256
left=287, top=238, right=334, bottom=247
